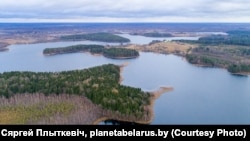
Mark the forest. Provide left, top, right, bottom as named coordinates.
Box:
left=60, top=32, right=130, bottom=43
left=103, top=48, right=139, bottom=59
left=227, top=64, right=250, bottom=73
left=0, top=64, right=150, bottom=118
left=44, top=44, right=139, bottom=59
left=185, top=46, right=250, bottom=74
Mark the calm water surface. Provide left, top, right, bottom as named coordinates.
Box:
left=0, top=34, right=249, bottom=124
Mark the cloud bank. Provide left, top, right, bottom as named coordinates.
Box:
left=0, top=0, right=250, bottom=22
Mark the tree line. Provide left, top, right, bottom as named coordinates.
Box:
left=132, top=32, right=173, bottom=37
left=43, top=44, right=104, bottom=55
left=60, top=32, right=130, bottom=43
left=103, top=48, right=139, bottom=59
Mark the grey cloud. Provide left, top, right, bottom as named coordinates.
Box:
left=0, top=0, right=250, bottom=22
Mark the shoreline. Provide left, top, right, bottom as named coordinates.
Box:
left=103, top=54, right=139, bottom=59
left=0, top=47, right=9, bottom=52
left=146, top=86, right=174, bottom=123
left=187, top=61, right=250, bottom=76
left=0, top=43, right=9, bottom=52
left=231, top=72, right=250, bottom=76
left=119, top=62, right=129, bottom=83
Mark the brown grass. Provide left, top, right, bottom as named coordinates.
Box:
left=126, top=41, right=197, bottom=55
left=0, top=91, right=167, bottom=124
left=0, top=94, right=105, bottom=124
left=0, top=111, right=20, bottom=124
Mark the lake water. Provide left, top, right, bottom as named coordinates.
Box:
left=0, top=34, right=249, bottom=124
left=117, top=34, right=200, bottom=45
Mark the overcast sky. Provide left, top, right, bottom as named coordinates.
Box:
left=0, top=0, right=250, bottom=22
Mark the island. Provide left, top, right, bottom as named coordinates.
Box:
left=43, top=44, right=139, bottom=59
left=43, top=44, right=104, bottom=55
left=133, top=32, right=173, bottom=37
left=0, top=64, right=171, bottom=124
left=144, top=32, right=173, bottom=37
left=60, top=32, right=130, bottom=43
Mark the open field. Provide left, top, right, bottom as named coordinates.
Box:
left=126, top=41, right=198, bottom=55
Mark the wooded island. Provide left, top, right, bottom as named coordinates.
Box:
left=43, top=44, right=139, bottom=59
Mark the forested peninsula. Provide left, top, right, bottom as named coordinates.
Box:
left=0, top=64, right=153, bottom=124
left=61, top=32, right=130, bottom=43
left=177, top=30, right=250, bottom=74
left=43, top=44, right=139, bottom=59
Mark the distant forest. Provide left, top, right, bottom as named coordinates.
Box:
left=133, top=32, right=173, bottom=37
left=181, top=30, right=250, bottom=74
left=182, top=30, right=250, bottom=46
left=60, top=32, right=130, bottom=43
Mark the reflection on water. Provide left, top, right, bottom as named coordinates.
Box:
left=100, top=120, right=148, bottom=125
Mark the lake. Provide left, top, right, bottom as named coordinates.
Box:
left=0, top=34, right=249, bottom=124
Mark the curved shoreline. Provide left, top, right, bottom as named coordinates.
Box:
left=92, top=62, right=173, bottom=125
left=186, top=61, right=250, bottom=76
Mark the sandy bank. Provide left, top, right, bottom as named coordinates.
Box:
left=119, top=62, right=129, bottom=83
left=146, top=86, right=174, bottom=123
